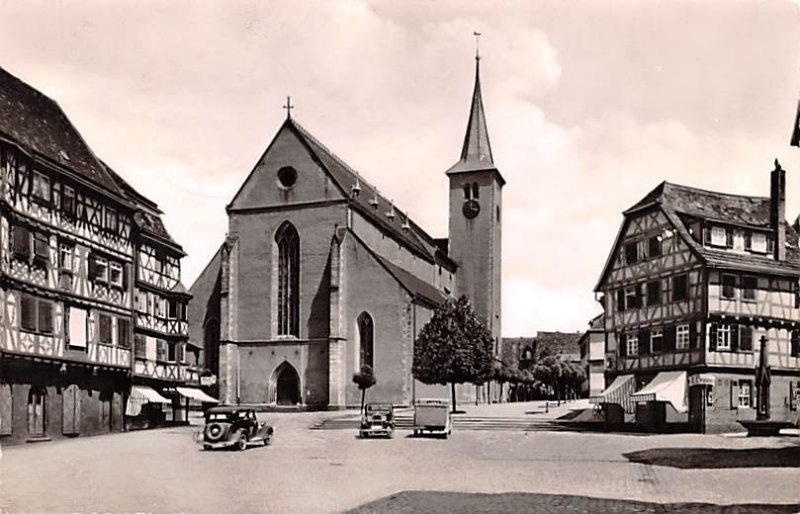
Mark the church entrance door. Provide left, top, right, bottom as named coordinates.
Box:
left=274, top=363, right=301, bottom=406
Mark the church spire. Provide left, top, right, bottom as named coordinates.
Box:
left=447, top=41, right=495, bottom=174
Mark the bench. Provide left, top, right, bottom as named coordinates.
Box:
left=738, top=420, right=796, bottom=437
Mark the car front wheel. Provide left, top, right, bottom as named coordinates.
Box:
left=264, top=432, right=273, bottom=446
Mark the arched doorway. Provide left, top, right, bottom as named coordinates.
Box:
left=272, top=362, right=301, bottom=406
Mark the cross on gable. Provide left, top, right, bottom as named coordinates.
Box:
left=283, top=96, right=294, bottom=118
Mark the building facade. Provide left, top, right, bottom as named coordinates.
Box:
left=189, top=55, right=504, bottom=409
left=595, top=162, right=800, bottom=433
left=578, top=315, right=605, bottom=397
left=0, top=66, right=202, bottom=445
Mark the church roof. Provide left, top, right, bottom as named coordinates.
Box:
left=0, top=66, right=128, bottom=200
left=287, top=119, right=454, bottom=267
left=373, top=250, right=447, bottom=307
left=446, top=58, right=503, bottom=184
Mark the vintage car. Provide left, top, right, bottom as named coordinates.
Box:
left=359, top=403, right=395, bottom=438
left=413, top=398, right=452, bottom=438
left=199, top=406, right=274, bottom=451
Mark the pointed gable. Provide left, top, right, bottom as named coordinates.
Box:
left=227, top=119, right=348, bottom=211
left=446, top=58, right=498, bottom=177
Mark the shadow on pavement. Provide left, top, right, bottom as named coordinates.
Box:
left=623, top=446, right=800, bottom=469
left=347, top=491, right=800, bottom=514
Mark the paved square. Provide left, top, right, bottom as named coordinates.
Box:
left=1, top=402, right=797, bottom=513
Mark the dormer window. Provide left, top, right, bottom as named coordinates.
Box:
left=751, top=232, right=767, bottom=253
left=710, top=226, right=726, bottom=247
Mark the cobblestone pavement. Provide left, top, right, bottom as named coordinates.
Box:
left=349, top=491, right=800, bottom=514
left=0, top=402, right=797, bottom=514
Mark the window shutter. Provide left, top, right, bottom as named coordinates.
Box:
left=664, top=325, right=676, bottom=352
left=122, top=264, right=130, bottom=291
left=744, top=232, right=752, bottom=250
left=702, top=226, right=711, bottom=244
left=38, top=301, right=53, bottom=334
left=791, top=330, right=800, bottom=358
left=725, top=229, right=734, bottom=247
left=616, top=290, right=625, bottom=312
left=619, top=332, right=627, bottom=357
left=88, top=256, right=98, bottom=280
left=730, top=324, right=740, bottom=352
left=690, top=322, right=699, bottom=349
left=0, top=384, right=12, bottom=436
left=13, top=225, right=30, bottom=259
left=638, top=330, right=650, bottom=355
left=709, top=323, right=718, bottom=351
left=730, top=379, right=738, bottom=409
left=740, top=326, right=753, bottom=352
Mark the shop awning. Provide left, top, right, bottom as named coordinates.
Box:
left=630, top=371, right=688, bottom=413
left=590, top=374, right=636, bottom=413
left=176, top=387, right=219, bottom=404
left=125, top=385, right=171, bottom=417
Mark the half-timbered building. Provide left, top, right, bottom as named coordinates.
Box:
left=595, top=161, right=800, bottom=433
left=0, top=66, right=200, bottom=444
left=105, top=171, right=212, bottom=429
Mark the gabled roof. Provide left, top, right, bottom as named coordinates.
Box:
left=627, top=182, right=772, bottom=228
left=0, top=66, right=126, bottom=199
left=596, top=180, right=800, bottom=290
left=286, top=119, right=451, bottom=265
left=102, top=162, right=185, bottom=255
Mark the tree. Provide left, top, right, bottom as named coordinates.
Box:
left=352, top=365, right=376, bottom=414
left=413, top=296, right=494, bottom=412
left=492, top=360, right=513, bottom=403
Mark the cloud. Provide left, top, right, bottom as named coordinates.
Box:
left=1, top=0, right=798, bottom=336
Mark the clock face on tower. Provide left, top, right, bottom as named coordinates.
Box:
left=463, top=199, right=480, bottom=219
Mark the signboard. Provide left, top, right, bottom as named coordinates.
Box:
left=200, top=375, right=217, bottom=386
left=688, top=374, right=715, bottom=387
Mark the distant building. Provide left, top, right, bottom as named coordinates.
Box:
left=594, top=162, right=800, bottom=433
left=502, top=331, right=582, bottom=370
left=578, top=315, right=605, bottom=397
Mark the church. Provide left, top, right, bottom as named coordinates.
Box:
left=188, top=54, right=504, bottom=409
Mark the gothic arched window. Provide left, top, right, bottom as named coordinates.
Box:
left=358, top=312, right=374, bottom=368
left=472, top=182, right=480, bottom=200
left=275, top=222, right=300, bottom=336
left=463, top=183, right=471, bottom=200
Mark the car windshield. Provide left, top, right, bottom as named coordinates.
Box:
left=366, top=404, right=392, bottom=414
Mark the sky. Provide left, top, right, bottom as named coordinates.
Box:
left=1, top=0, right=799, bottom=336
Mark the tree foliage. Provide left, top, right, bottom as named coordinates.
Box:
left=413, top=296, right=494, bottom=410
left=352, top=365, right=376, bottom=413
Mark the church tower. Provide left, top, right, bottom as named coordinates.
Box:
left=447, top=50, right=504, bottom=349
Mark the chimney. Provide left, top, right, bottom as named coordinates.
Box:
left=770, top=159, right=786, bottom=261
